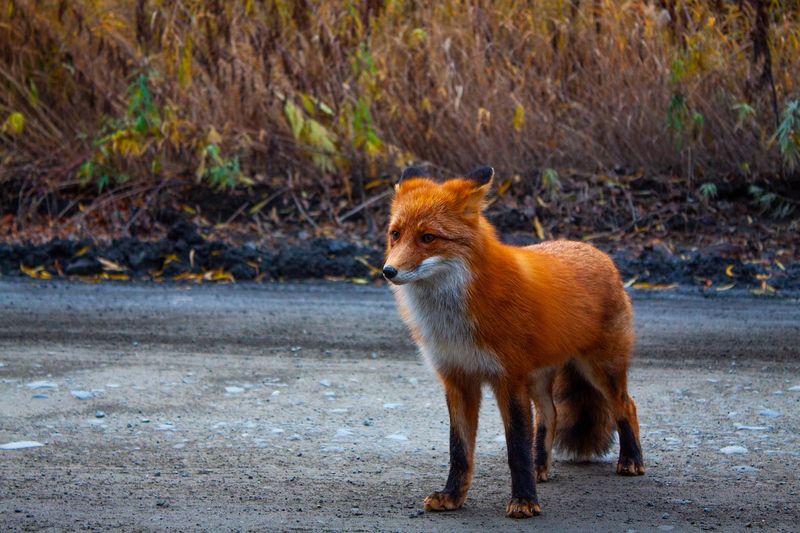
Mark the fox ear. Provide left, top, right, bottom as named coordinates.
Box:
left=449, top=166, right=494, bottom=216
left=464, top=166, right=494, bottom=186
left=397, top=165, right=429, bottom=184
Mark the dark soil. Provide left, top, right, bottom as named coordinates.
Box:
left=1, top=218, right=797, bottom=291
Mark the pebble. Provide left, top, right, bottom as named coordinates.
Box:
left=759, top=409, right=781, bottom=418
left=719, top=445, right=748, bottom=455
left=32, top=394, right=48, bottom=399
left=320, top=445, right=345, bottom=453
left=735, top=424, right=767, bottom=431
left=334, top=428, right=353, bottom=439
left=70, top=390, right=94, bottom=400
left=0, top=441, right=44, bottom=450
left=383, top=403, right=403, bottom=409
left=26, top=381, right=58, bottom=389
left=386, top=433, right=408, bottom=441
left=787, top=385, right=800, bottom=392
left=363, top=418, right=373, bottom=426
left=319, top=379, right=332, bottom=388
left=95, top=410, right=106, bottom=418
left=224, top=386, right=245, bottom=394
left=733, top=465, right=759, bottom=473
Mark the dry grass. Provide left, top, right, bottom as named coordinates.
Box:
left=1, top=0, right=799, bottom=228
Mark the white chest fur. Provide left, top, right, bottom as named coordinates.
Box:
left=395, top=259, right=503, bottom=376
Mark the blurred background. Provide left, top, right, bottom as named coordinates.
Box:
left=0, top=0, right=798, bottom=289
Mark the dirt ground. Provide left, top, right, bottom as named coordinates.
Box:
left=1, top=280, right=799, bottom=532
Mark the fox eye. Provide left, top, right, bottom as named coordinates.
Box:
left=390, top=230, right=400, bottom=241
left=421, top=233, right=436, bottom=244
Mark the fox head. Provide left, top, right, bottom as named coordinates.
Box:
left=383, top=165, right=494, bottom=285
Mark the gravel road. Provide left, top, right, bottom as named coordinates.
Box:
left=1, top=280, right=799, bottom=532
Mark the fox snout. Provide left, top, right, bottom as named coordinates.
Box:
left=382, top=265, right=398, bottom=280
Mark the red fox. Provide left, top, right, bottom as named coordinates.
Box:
left=383, top=166, right=644, bottom=519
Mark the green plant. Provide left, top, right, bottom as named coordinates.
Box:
left=775, top=99, right=800, bottom=170
left=698, top=182, right=717, bottom=200
left=202, top=144, right=241, bottom=190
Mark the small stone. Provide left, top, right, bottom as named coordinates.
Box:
left=319, top=379, right=332, bottom=388
left=31, top=394, right=48, bottom=399
left=386, top=433, right=408, bottom=441
left=0, top=441, right=44, bottom=450
left=363, top=418, right=373, bottom=426
left=719, top=445, right=748, bottom=455
left=383, top=403, right=403, bottom=409
left=733, top=465, right=758, bottom=473
left=141, top=418, right=150, bottom=423
left=787, top=385, right=800, bottom=392
left=224, top=386, right=245, bottom=394
left=95, top=410, right=106, bottom=418
left=662, top=513, right=670, bottom=519
left=758, top=409, right=781, bottom=418
left=70, top=390, right=94, bottom=400
left=26, top=380, right=58, bottom=389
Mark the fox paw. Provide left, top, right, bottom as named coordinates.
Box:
left=535, top=464, right=550, bottom=482
left=616, top=456, right=645, bottom=476
left=423, top=491, right=463, bottom=512
left=506, top=497, right=541, bottom=519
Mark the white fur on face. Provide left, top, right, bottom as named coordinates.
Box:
left=394, top=257, right=503, bottom=376
left=387, top=256, right=453, bottom=285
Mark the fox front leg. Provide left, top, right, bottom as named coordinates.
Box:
left=424, top=378, right=481, bottom=512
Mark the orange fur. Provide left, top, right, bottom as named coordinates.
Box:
left=385, top=169, right=644, bottom=518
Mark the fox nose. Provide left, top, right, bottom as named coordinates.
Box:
left=382, top=265, right=398, bottom=279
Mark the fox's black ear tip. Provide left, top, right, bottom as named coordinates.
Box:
left=465, top=166, right=494, bottom=185
left=398, top=165, right=429, bottom=183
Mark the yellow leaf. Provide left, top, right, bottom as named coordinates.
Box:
left=2, top=112, right=24, bottom=135
left=178, top=36, right=193, bottom=89
left=20, top=264, right=52, bottom=279
left=512, top=103, right=525, bottom=132
left=206, top=127, right=222, bottom=146
left=623, top=276, right=638, bottom=288
left=725, top=265, right=736, bottom=278
left=355, top=256, right=382, bottom=276
left=632, top=282, right=678, bottom=290
left=350, top=277, right=369, bottom=285
left=775, top=260, right=785, bottom=271
left=497, top=179, right=512, bottom=196
left=476, top=107, right=491, bottom=134
left=716, top=283, right=736, bottom=292
left=104, top=273, right=129, bottom=281
left=74, top=246, right=90, bottom=257
left=533, top=216, right=545, bottom=240
left=364, top=179, right=384, bottom=191
left=755, top=273, right=770, bottom=281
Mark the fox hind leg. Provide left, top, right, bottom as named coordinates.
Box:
left=529, top=369, right=556, bottom=482
left=578, top=360, right=645, bottom=476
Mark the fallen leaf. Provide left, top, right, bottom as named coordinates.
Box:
left=716, top=283, right=736, bottom=292
left=632, top=282, right=678, bottom=290
left=533, top=216, right=545, bottom=240
left=98, top=257, right=126, bottom=272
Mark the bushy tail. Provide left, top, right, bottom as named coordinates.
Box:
left=553, top=361, right=615, bottom=460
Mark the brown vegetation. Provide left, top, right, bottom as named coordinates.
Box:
left=1, top=0, right=799, bottom=244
